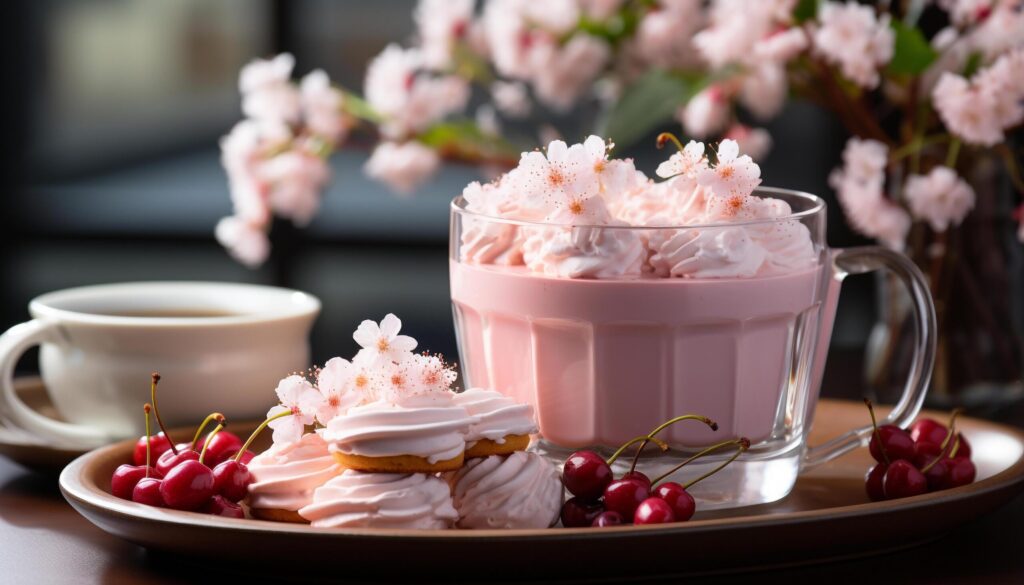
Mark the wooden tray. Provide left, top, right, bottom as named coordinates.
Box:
left=58, top=399, right=1024, bottom=579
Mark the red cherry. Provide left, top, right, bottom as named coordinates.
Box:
left=160, top=460, right=215, bottom=510
left=653, top=482, right=696, bottom=521
left=954, top=435, right=971, bottom=458
left=869, top=425, right=915, bottom=463
left=230, top=450, right=256, bottom=465
left=591, top=511, right=624, bottom=527
left=111, top=464, right=162, bottom=500
left=634, top=497, right=676, bottom=525
left=201, top=495, right=245, bottom=518
left=909, top=418, right=948, bottom=446
left=603, top=478, right=650, bottom=518
left=212, top=460, right=253, bottom=502
left=865, top=463, right=888, bottom=501
left=132, top=432, right=173, bottom=466
left=132, top=477, right=165, bottom=507
left=621, top=471, right=652, bottom=489
left=882, top=460, right=928, bottom=499
left=947, top=457, right=976, bottom=488
left=156, top=448, right=200, bottom=476
left=199, top=431, right=244, bottom=466
left=922, top=458, right=952, bottom=491
left=562, top=451, right=613, bottom=500
left=560, top=497, right=604, bottom=527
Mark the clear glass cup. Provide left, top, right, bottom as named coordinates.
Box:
left=450, top=188, right=936, bottom=509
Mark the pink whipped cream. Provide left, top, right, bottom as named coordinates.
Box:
left=246, top=433, right=342, bottom=511
left=452, top=388, right=538, bottom=447
left=299, top=470, right=458, bottom=529
left=320, top=393, right=478, bottom=463
left=449, top=452, right=563, bottom=529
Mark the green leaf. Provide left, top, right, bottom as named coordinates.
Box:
left=962, top=51, right=983, bottom=77
left=792, top=0, right=819, bottom=23
left=886, top=20, right=937, bottom=76
left=417, top=120, right=520, bottom=163
left=596, top=69, right=695, bottom=151
left=341, top=90, right=383, bottom=124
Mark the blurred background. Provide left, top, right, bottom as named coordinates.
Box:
left=0, top=0, right=875, bottom=395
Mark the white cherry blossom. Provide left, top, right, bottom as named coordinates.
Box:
left=656, top=140, right=708, bottom=179
left=353, top=313, right=418, bottom=367
left=214, top=216, right=270, bottom=268
left=932, top=73, right=1005, bottom=147
left=724, top=125, right=773, bottom=162
left=507, top=139, right=601, bottom=212
left=267, top=375, right=324, bottom=445
left=813, top=1, right=894, bottom=89
left=259, top=150, right=330, bottom=226
left=315, top=357, right=363, bottom=425
left=491, top=81, right=531, bottom=118
left=697, top=139, right=762, bottom=198
left=239, top=53, right=301, bottom=124
left=415, top=0, right=474, bottom=70
left=300, top=69, right=348, bottom=143
left=405, top=353, right=458, bottom=395
left=680, top=85, right=730, bottom=139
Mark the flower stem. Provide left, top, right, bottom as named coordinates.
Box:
left=234, top=410, right=294, bottom=462
left=656, top=132, right=685, bottom=152
left=191, top=413, right=226, bottom=451
left=946, top=137, right=961, bottom=167
left=628, top=414, right=718, bottom=473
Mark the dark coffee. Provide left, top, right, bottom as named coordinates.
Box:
left=91, top=309, right=240, bottom=318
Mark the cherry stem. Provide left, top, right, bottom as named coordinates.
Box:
left=948, top=435, right=962, bottom=458
left=198, top=421, right=226, bottom=465
left=606, top=435, right=669, bottom=465
left=628, top=414, right=718, bottom=474
left=681, top=438, right=749, bottom=490
left=143, top=403, right=152, bottom=477
left=191, top=412, right=226, bottom=451
left=150, top=372, right=176, bottom=455
left=922, top=410, right=962, bottom=473
left=234, top=410, right=294, bottom=462
left=656, top=132, right=685, bottom=152
left=651, top=438, right=748, bottom=485
left=863, top=399, right=889, bottom=465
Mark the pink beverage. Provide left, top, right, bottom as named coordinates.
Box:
left=450, top=187, right=935, bottom=508
left=451, top=262, right=834, bottom=448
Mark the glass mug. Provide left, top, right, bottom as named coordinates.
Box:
left=449, top=188, right=936, bottom=509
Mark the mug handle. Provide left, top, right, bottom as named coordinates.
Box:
left=0, top=319, right=111, bottom=447
left=802, top=246, right=937, bottom=469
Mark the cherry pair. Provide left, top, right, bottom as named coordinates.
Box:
left=561, top=414, right=749, bottom=527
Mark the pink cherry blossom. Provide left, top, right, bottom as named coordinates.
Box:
left=363, top=141, right=441, bottom=195
left=830, top=139, right=910, bottom=250
left=939, top=0, right=996, bottom=26
left=697, top=139, right=762, bottom=198
left=839, top=137, right=889, bottom=183
left=267, top=375, right=324, bottom=446
left=364, top=44, right=469, bottom=138
left=634, top=0, right=703, bottom=70
left=490, top=81, right=531, bottom=118
left=239, top=54, right=301, bottom=124
left=904, top=166, right=976, bottom=232
left=680, top=85, right=730, bottom=139
left=220, top=119, right=292, bottom=225
left=580, top=0, right=627, bottom=20
left=259, top=150, right=331, bottom=226
left=521, top=0, right=580, bottom=34
left=507, top=139, right=601, bottom=215
left=753, top=26, right=809, bottom=62
left=968, top=1, right=1024, bottom=59
left=405, top=353, right=458, bottom=395
left=214, top=216, right=270, bottom=268
left=656, top=140, right=708, bottom=179
left=813, top=1, right=894, bottom=89
left=528, top=34, right=611, bottom=112
left=415, top=0, right=474, bottom=70
left=300, top=69, right=348, bottom=143
left=724, top=124, right=773, bottom=162
left=353, top=313, right=418, bottom=367
left=1015, top=204, right=1024, bottom=243
left=315, top=357, right=364, bottom=425
left=932, top=72, right=1005, bottom=146
left=693, top=0, right=794, bottom=69
left=740, top=63, right=788, bottom=121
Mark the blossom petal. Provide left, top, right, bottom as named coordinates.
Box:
left=378, top=313, right=402, bottom=338
left=352, top=319, right=380, bottom=348
left=274, top=375, right=306, bottom=406
left=717, top=139, right=739, bottom=163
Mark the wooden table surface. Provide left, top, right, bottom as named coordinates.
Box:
left=1, top=453, right=1023, bottom=584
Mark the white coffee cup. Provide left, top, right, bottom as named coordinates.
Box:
left=0, top=282, right=320, bottom=448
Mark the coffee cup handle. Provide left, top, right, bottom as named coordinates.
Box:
left=802, top=246, right=937, bottom=470
left=0, top=319, right=111, bottom=447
